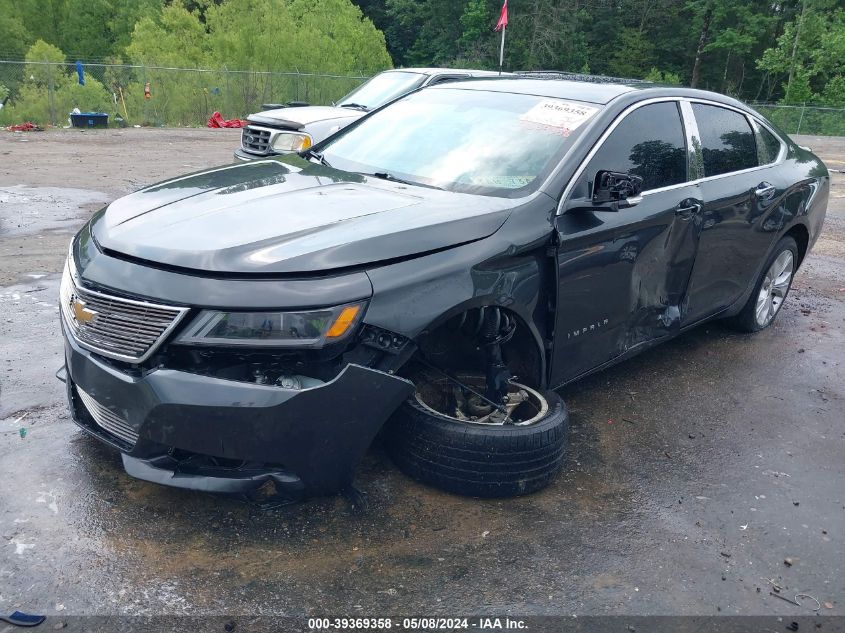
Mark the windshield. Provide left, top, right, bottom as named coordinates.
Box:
left=337, top=71, right=426, bottom=110
left=321, top=88, right=602, bottom=197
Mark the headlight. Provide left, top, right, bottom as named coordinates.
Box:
left=272, top=132, right=312, bottom=152
left=176, top=302, right=364, bottom=348
left=59, top=241, right=76, bottom=322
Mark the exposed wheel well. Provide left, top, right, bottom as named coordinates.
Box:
left=410, top=307, right=544, bottom=389
left=784, top=224, right=810, bottom=266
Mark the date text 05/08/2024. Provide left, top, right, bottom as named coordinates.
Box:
left=307, top=617, right=528, bottom=630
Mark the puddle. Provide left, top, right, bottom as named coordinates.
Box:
left=0, top=185, right=108, bottom=237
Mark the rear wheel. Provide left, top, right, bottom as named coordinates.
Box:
left=729, top=236, right=797, bottom=333
left=386, top=372, right=568, bottom=498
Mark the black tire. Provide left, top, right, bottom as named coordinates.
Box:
left=729, top=236, right=798, bottom=333
left=385, top=386, right=568, bottom=498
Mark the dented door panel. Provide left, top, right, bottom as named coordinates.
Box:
left=551, top=182, right=704, bottom=385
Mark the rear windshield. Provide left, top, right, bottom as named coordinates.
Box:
left=321, top=88, right=602, bottom=197
left=337, top=71, right=426, bottom=110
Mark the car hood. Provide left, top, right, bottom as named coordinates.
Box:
left=91, top=157, right=514, bottom=275
left=248, top=105, right=365, bottom=130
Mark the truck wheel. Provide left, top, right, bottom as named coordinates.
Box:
left=729, top=236, right=798, bottom=333
left=386, top=374, right=568, bottom=498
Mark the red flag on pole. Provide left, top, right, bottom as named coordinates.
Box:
left=495, top=0, right=508, bottom=73
left=494, top=0, right=508, bottom=32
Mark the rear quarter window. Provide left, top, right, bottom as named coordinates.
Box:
left=755, top=123, right=784, bottom=165
left=692, top=103, right=757, bottom=176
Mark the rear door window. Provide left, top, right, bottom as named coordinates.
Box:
left=692, top=104, right=757, bottom=176
left=583, top=101, right=688, bottom=192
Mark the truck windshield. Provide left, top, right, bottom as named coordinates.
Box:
left=337, top=71, right=427, bottom=111
left=321, top=88, right=602, bottom=197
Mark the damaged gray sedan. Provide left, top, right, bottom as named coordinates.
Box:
left=58, top=77, right=828, bottom=499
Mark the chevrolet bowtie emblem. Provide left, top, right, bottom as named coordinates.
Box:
left=71, top=296, right=97, bottom=324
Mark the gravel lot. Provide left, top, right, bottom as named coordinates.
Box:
left=0, top=128, right=842, bottom=620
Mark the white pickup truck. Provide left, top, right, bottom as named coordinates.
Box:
left=233, top=68, right=505, bottom=161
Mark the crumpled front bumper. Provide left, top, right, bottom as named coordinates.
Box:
left=233, top=147, right=281, bottom=162
left=61, top=322, right=414, bottom=497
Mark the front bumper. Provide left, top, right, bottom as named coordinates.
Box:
left=233, top=147, right=281, bottom=162
left=61, top=321, right=414, bottom=497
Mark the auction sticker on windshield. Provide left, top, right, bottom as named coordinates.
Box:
left=520, top=100, right=599, bottom=136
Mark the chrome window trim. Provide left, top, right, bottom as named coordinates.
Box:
left=679, top=100, right=704, bottom=181
left=556, top=96, right=788, bottom=214
left=62, top=258, right=190, bottom=364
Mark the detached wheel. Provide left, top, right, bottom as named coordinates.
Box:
left=386, top=374, right=568, bottom=498
left=729, top=236, right=798, bottom=333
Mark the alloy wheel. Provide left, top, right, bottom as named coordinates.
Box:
left=755, top=250, right=794, bottom=327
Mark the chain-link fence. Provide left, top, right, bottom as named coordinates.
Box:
left=750, top=103, right=845, bottom=136
left=0, top=61, right=369, bottom=127
left=3, top=62, right=843, bottom=136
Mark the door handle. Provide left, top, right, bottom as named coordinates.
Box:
left=755, top=182, right=777, bottom=200
left=675, top=201, right=701, bottom=219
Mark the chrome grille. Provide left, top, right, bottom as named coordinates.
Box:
left=61, top=265, right=188, bottom=363
left=241, top=125, right=272, bottom=154
left=76, top=386, right=139, bottom=447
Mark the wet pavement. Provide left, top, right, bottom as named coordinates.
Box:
left=0, top=129, right=842, bottom=617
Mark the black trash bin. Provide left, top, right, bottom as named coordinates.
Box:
left=70, top=112, right=109, bottom=128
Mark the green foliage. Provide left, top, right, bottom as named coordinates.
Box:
left=609, top=28, right=655, bottom=79
left=0, top=4, right=33, bottom=60
left=754, top=103, right=845, bottom=136
left=118, top=0, right=390, bottom=124
left=0, top=40, right=112, bottom=125
left=459, top=0, right=490, bottom=50
left=61, top=0, right=116, bottom=59
left=644, top=68, right=682, bottom=85
left=127, top=4, right=210, bottom=68
left=758, top=2, right=845, bottom=106
left=4, top=0, right=845, bottom=133
left=24, top=40, right=66, bottom=86
left=818, top=75, right=845, bottom=107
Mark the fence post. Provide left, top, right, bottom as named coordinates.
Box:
left=796, top=102, right=806, bottom=135
left=47, top=62, right=57, bottom=127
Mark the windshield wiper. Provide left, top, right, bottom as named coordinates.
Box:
left=339, top=102, right=370, bottom=111
left=370, top=172, right=443, bottom=190
left=303, top=148, right=332, bottom=167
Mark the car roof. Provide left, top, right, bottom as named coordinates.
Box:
left=385, top=68, right=507, bottom=78
left=429, top=76, right=751, bottom=110
left=428, top=78, right=643, bottom=104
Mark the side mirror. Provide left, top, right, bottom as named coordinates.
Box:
left=592, top=170, right=644, bottom=211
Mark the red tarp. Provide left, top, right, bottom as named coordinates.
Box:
left=206, top=111, right=247, bottom=128
left=5, top=122, right=43, bottom=132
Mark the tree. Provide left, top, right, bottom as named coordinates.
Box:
left=758, top=0, right=845, bottom=104
left=688, top=0, right=715, bottom=88
left=123, top=0, right=391, bottom=123
left=0, top=3, right=33, bottom=60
